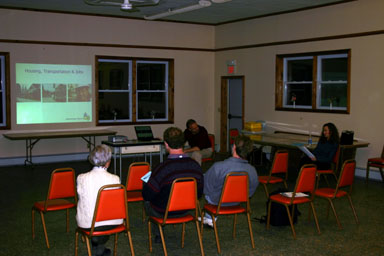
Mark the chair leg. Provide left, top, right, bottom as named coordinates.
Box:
left=39, top=211, right=50, bottom=248
left=158, top=224, right=168, bottom=256
left=266, top=201, right=272, bottom=230
left=262, top=183, right=269, bottom=198
left=32, top=208, right=35, bottom=240
left=66, top=209, right=70, bottom=233
left=75, top=231, right=79, bottom=256
left=284, top=204, right=296, bottom=239
left=246, top=212, right=255, bottom=249
left=346, top=195, right=359, bottom=225
left=232, top=214, right=237, bottom=239
left=126, top=230, right=135, bottom=256
left=181, top=223, right=186, bottom=248
left=366, top=164, right=370, bottom=183
left=194, top=220, right=205, bottom=256
left=200, top=210, right=205, bottom=237
left=85, top=236, right=92, bottom=256
left=310, top=202, right=321, bottom=234
left=327, top=199, right=342, bottom=229
left=148, top=221, right=152, bottom=252
left=211, top=214, right=221, bottom=253
left=113, top=233, right=118, bottom=256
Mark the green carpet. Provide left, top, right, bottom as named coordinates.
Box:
left=1, top=154, right=383, bottom=256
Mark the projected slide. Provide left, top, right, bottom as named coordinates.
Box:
left=16, top=63, right=92, bottom=124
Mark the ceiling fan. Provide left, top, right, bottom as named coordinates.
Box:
left=84, top=0, right=160, bottom=11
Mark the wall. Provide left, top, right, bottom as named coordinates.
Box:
left=0, top=9, right=215, bottom=160
left=214, top=0, right=384, bottom=169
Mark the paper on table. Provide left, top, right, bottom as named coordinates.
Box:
left=141, top=171, right=152, bottom=183
left=280, top=192, right=308, bottom=198
left=297, top=145, right=315, bottom=159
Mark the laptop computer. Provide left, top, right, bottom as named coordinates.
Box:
left=134, top=126, right=155, bottom=141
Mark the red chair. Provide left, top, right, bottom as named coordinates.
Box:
left=32, top=167, right=77, bottom=248
left=126, top=162, right=150, bottom=222
left=201, top=172, right=254, bottom=254
left=75, top=184, right=135, bottom=256
left=229, top=128, right=239, bottom=146
left=315, top=160, right=359, bottom=229
left=258, top=150, right=289, bottom=197
left=366, top=145, right=384, bottom=183
left=267, top=164, right=320, bottom=239
left=201, top=134, right=215, bottom=163
left=316, top=147, right=340, bottom=188
left=147, top=177, right=204, bottom=256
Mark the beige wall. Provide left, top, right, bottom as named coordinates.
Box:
left=214, top=0, right=384, bottom=168
left=0, top=9, right=215, bottom=158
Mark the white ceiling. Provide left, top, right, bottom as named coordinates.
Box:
left=0, top=0, right=352, bottom=25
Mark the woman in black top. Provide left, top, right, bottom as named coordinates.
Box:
left=300, top=122, right=339, bottom=170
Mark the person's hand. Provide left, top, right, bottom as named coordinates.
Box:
left=310, top=156, right=317, bottom=161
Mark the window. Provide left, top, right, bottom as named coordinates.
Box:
left=96, top=56, right=173, bottom=125
left=276, top=50, right=350, bottom=113
left=0, top=53, right=10, bottom=129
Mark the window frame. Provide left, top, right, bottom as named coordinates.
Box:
left=275, top=49, right=351, bottom=114
left=0, top=52, right=10, bottom=129
left=95, top=56, right=174, bottom=125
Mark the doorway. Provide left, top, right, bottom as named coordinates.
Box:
left=220, top=76, right=244, bottom=153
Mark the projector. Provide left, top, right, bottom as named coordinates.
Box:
left=108, top=135, right=128, bottom=143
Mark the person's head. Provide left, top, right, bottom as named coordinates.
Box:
left=186, top=119, right=199, bottom=135
left=233, top=135, right=254, bottom=159
left=88, top=144, right=112, bottom=167
left=320, top=122, right=339, bottom=143
left=163, top=127, right=185, bottom=150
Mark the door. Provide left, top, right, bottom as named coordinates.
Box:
left=220, top=76, right=244, bottom=153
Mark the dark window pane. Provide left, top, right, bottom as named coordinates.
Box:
left=98, top=92, right=130, bottom=120
left=98, top=62, right=129, bottom=90
left=137, top=63, right=165, bottom=90
left=320, top=83, right=347, bottom=107
left=321, top=57, right=348, bottom=81
left=137, top=92, right=166, bottom=119
left=285, top=83, right=312, bottom=106
left=287, top=59, right=313, bottom=81
left=0, top=96, right=3, bottom=122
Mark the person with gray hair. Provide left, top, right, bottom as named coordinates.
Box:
left=76, top=144, right=121, bottom=256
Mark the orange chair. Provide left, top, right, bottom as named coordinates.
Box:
left=147, top=177, right=204, bottom=256
left=258, top=150, right=289, bottom=197
left=316, top=147, right=340, bottom=188
left=267, top=164, right=320, bottom=239
left=229, top=128, right=239, bottom=146
left=366, top=145, right=384, bottom=183
left=201, top=134, right=215, bottom=163
left=126, top=162, right=150, bottom=222
left=32, top=167, right=77, bottom=248
left=201, top=172, right=254, bottom=254
left=75, top=184, right=135, bottom=256
left=315, top=159, right=359, bottom=229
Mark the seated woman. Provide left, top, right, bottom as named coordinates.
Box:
left=300, top=122, right=339, bottom=170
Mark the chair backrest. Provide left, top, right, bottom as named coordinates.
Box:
left=126, top=162, right=150, bottom=191
left=208, top=134, right=215, bottom=152
left=47, top=168, right=77, bottom=201
left=163, top=177, right=197, bottom=220
left=270, top=150, right=288, bottom=175
left=229, top=129, right=239, bottom=145
left=337, top=159, right=356, bottom=188
left=294, top=164, right=317, bottom=194
left=91, top=184, right=128, bottom=232
left=219, top=172, right=249, bottom=207
left=331, top=146, right=341, bottom=171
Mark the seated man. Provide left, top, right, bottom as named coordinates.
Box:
left=202, top=135, right=259, bottom=227
left=76, top=145, right=122, bottom=256
left=142, top=126, right=204, bottom=241
left=184, top=119, right=212, bottom=165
